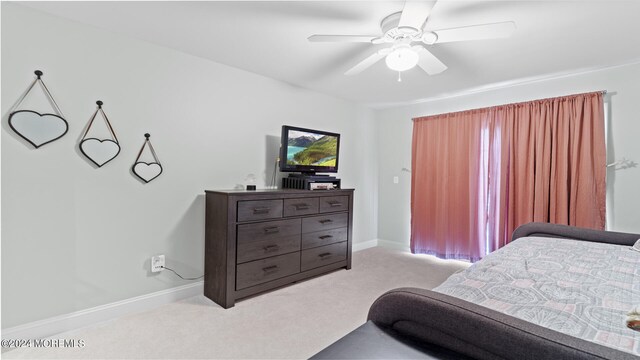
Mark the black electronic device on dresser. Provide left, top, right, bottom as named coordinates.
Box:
left=204, top=188, right=354, bottom=308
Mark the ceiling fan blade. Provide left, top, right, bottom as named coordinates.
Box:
left=308, top=35, right=378, bottom=43
left=433, top=21, right=516, bottom=43
left=345, top=50, right=389, bottom=76
left=414, top=46, right=447, bottom=75
left=399, top=1, right=437, bottom=30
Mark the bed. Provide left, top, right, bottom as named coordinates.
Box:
left=312, top=222, right=640, bottom=360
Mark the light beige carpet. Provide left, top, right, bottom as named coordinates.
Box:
left=4, top=247, right=469, bottom=359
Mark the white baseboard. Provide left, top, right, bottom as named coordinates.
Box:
left=352, top=239, right=411, bottom=252
left=377, top=239, right=411, bottom=252
left=352, top=239, right=378, bottom=252
left=1, top=240, right=405, bottom=340
left=2, top=281, right=204, bottom=340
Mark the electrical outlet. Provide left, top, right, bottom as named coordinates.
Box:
left=151, top=255, right=165, bottom=273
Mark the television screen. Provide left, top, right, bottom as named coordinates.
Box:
left=280, top=125, right=340, bottom=173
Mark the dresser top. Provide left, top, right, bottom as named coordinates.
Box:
left=205, top=188, right=354, bottom=196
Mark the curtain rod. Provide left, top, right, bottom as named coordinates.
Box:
left=413, top=90, right=609, bottom=121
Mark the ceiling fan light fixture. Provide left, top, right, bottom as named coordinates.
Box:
left=385, top=46, right=419, bottom=72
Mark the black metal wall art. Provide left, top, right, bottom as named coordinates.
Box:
left=79, top=101, right=121, bottom=167
left=8, top=70, right=69, bottom=148
left=132, top=133, right=163, bottom=183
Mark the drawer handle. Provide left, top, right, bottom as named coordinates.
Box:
left=263, top=245, right=280, bottom=253
left=319, top=219, right=333, bottom=224
left=327, top=201, right=343, bottom=207
left=262, top=265, right=279, bottom=273
left=253, top=207, right=271, bottom=214
left=318, top=253, right=332, bottom=259
left=263, top=226, right=280, bottom=234
left=294, top=203, right=310, bottom=210
left=319, top=235, right=333, bottom=240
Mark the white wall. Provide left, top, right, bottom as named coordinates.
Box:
left=376, top=62, right=640, bottom=247
left=1, top=3, right=377, bottom=328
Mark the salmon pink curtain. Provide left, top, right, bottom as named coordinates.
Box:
left=411, top=92, right=606, bottom=261
left=411, top=109, right=491, bottom=261
left=490, top=92, right=607, bottom=251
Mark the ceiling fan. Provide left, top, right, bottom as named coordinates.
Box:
left=308, top=1, right=516, bottom=80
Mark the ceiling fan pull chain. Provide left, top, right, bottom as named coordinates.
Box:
left=397, top=72, right=402, bottom=82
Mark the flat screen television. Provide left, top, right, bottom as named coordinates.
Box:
left=279, top=125, right=340, bottom=174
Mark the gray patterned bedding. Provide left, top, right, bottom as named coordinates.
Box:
left=433, top=236, right=640, bottom=356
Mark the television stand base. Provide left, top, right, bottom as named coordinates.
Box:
left=282, top=174, right=341, bottom=190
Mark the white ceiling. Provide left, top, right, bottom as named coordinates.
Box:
left=21, top=1, right=640, bottom=106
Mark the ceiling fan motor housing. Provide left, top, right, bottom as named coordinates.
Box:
left=380, top=12, right=423, bottom=42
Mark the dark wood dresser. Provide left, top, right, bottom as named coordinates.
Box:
left=204, top=189, right=354, bottom=308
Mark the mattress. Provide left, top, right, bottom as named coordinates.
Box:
left=433, top=236, right=640, bottom=356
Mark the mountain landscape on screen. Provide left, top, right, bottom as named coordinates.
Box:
left=287, top=131, right=338, bottom=166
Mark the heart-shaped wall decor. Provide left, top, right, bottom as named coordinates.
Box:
left=8, top=110, right=69, bottom=148
left=132, top=162, right=163, bottom=183
left=79, top=138, right=121, bottom=167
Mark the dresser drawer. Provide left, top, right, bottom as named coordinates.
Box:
left=319, top=196, right=349, bottom=213
left=301, top=241, right=347, bottom=272
left=236, top=252, right=300, bottom=290
left=302, top=213, right=348, bottom=233
left=237, top=218, right=300, bottom=243
left=302, top=227, right=348, bottom=250
left=237, top=199, right=283, bottom=222
left=237, top=219, right=301, bottom=264
left=283, top=198, right=319, bottom=217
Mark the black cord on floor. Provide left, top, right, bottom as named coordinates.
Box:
left=161, top=266, right=204, bottom=281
